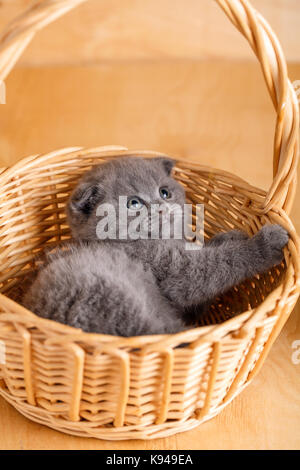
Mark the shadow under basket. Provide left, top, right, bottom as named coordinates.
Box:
left=0, top=0, right=299, bottom=440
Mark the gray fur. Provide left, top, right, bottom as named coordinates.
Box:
left=23, top=243, right=185, bottom=336
left=23, top=157, right=289, bottom=335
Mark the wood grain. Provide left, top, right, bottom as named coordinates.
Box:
left=0, top=0, right=300, bottom=65
left=0, top=61, right=299, bottom=449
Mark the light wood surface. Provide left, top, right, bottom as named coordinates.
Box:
left=1, top=0, right=300, bottom=65
left=0, top=61, right=299, bottom=449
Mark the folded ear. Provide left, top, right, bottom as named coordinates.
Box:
left=68, top=182, right=103, bottom=216
left=153, top=157, right=176, bottom=176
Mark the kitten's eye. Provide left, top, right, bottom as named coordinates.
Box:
left=159, top=187, right=171, bottom=199
left=127, top=197, right=144, bottom=210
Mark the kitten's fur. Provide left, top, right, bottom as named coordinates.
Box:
left=23, top=157, right=289, bottom=335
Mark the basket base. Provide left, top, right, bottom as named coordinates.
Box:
left=0, top=382, right=246, bottom=441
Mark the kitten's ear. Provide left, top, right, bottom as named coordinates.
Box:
left=68, top=182, right=103, bottom=216
left=153, top=157, right=176, bottom=176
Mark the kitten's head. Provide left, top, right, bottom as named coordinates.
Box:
left=67, top=156, right=186, bottom=242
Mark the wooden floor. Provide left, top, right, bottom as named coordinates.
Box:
left=0, top=61, right=299, bottom=450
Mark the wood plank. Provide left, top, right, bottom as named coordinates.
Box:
left=0, top=61, right=275, bottom=194
left=0, top=0, right=300, bottom=65
left=0, top=61, right=299, bottom=449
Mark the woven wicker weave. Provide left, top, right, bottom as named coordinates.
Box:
left=0, top=0, right=299, bottom=440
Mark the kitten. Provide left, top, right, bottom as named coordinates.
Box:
left=23, top=157, right=289, bottom=335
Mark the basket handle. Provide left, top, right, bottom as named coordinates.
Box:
left=0, top=0, right=298, bottom=214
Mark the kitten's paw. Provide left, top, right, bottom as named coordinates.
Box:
left=254, top=224, right=289, bottom=266
left=208, top=229, right=249, bottom=247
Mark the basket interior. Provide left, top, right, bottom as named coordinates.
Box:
left=0, top=153, right=286, bottom=326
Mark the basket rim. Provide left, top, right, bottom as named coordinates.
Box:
left=0, top=291, right=254, bottom=346
left=0, top=265, right=296, bottom=349
left=0, top=145, right=269, bottom=198
left=0, top=146, right=299, bottom=348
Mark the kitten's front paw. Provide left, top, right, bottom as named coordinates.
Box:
left=254, top=224, right=289, bottom=267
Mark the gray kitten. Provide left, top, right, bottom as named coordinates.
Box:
left=23, top=157, right=289, bottom=335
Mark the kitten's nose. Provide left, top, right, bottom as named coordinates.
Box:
left=156, top=204, right=171, bottom=219
left=158, top=205, right=169, bottom=215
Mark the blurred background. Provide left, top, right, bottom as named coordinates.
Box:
left=0, top=0, right=299, bottom=450
left=1, top=1, right=299, bottom=205
left=1, top=0, right=299, bottom=64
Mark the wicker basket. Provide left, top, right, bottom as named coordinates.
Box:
left=0, top=0, right=299, bottom=441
